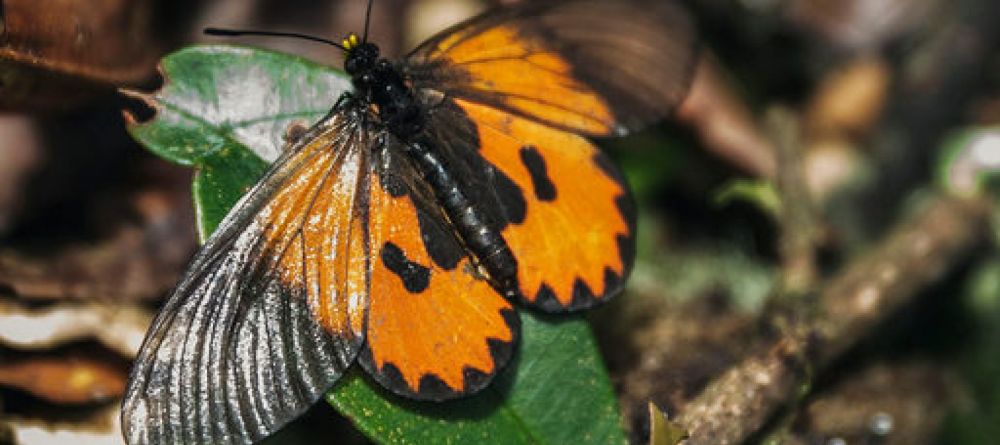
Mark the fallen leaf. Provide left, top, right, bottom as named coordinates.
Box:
left=0, top=186, right=195, bottom=303
left=0, top=356, right=126, bottom=404
left=0, top=297, right=151, bottom=357
left=0, top=0, right=177, bottom=110
left=4, top=404, right=123, bottom=445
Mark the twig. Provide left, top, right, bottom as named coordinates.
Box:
left=767, top=107, right=820, bottom=295
left=676, top=193, right=993, bottom=444
left=814, top=195, right=990, bottom=363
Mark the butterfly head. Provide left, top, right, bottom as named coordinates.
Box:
left=343, top=33, right=380, bottom=76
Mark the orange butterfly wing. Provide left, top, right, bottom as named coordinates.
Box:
left=407, top=0, right=695, bottom=310
left=407, top=0, right=698, bottom=136
left=420, top=23, right=616, bottom=135
left=359, top=145, right=518, bottom=399
left=124, top=110, right=523, bottom=445
left=455, top=99, right=634, bottom=310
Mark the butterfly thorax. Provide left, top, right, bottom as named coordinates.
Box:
left=344, top=38, right=423, bottom=137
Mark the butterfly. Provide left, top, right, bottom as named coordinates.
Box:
left=121, top=0, right=697, bottom=443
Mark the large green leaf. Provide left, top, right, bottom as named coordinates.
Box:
left=128, top=45, right=627, bottom=445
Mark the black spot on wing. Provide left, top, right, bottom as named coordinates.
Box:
left=490, top=164, right=527, bottom=224
left=416, top=211, right=465, bottom=270
left=529, top=277, right=606, bottom=313
left=376, top=145, right=466, bottom=271
left=602, top=265, right=627, bottom=303
left=609, top=155, right=638, bottom=285
left=569, top=278, right=600, bottom=310
left=416, top=373, right=454, bottom=399
left=596, top=151, right=637, bottom=297
left=380, top=241, right=430, bottom=293
left=518, top=145, right=557, bottom=201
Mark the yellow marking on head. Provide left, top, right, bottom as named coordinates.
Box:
left=343, top=33, right=361, bottom=51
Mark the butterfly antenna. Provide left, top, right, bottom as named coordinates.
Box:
left=362, top=0, right=376, bottom=43
left=204, top=28, right=347, bottom=51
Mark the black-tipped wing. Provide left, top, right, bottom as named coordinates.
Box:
left=405, top=0, right=698, bottom=136
left=122, top=111, right=371, bottom=444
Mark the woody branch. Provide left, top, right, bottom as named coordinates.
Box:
left=675, top=193, right=993, bottom=445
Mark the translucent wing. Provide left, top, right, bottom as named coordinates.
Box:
left=406, top=0, right=698, bottom=136
left=122, top=111, right=370, bottom=444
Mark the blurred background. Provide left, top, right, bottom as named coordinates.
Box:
left=1, top=0, right=999, bottom=444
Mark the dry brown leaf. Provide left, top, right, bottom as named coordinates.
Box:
left=0, top=184, right=196, bottom=303
left=0, top=226, right=187, bottom=302
left=0, top=297, right=150, bottom=357
left=4, top=404, right=123, bottom=445
left=0, top=356, right=126, bottom=404
left=0, top=0, right=172, bottom=110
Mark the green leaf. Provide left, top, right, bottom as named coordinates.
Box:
left=713, top=179, right=782, bottom=218
left=128, top=45, right=627, bottom=445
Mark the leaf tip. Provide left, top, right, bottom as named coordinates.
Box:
left=648, top=401, right=688, bottom=445
left=119, top=87, right=158, bottom=127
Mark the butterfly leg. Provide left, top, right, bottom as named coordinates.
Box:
left=283, top=120, right=310, bottom=145
left=333, top=92, right=354, bottom=110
